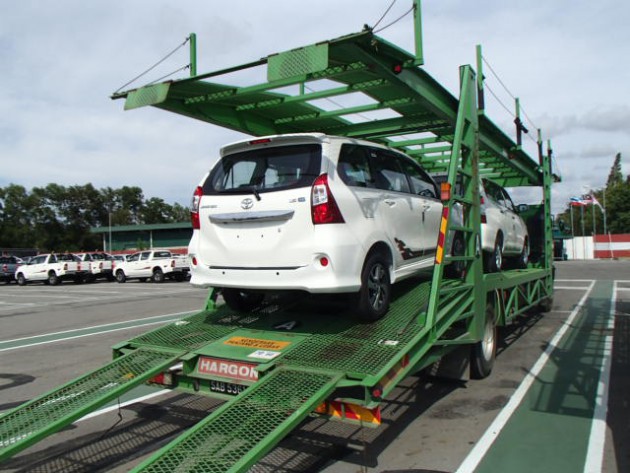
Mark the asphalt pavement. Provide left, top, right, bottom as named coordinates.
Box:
left=0, top=261, right=627, bottom=472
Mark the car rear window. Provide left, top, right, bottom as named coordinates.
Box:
left=203, top=144, right=322, bottom=195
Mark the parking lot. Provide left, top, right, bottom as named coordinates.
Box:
left=0, top=261, right=628, bottom=472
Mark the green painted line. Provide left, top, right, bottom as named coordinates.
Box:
left=0, top=311, right=192, bottom=352
left=474, top=281, right=613, bottom=473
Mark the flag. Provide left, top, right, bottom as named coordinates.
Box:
left=591, top=195, right=604, bottom=211
left=581, top=194, right=593, bottom=204
left=570, top=196, right=586, bottom=206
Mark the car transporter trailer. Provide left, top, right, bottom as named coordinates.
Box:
left=0, top=3, right=558, bottom=471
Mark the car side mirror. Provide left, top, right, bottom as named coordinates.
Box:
left=517, top=204, right=529, bottom=213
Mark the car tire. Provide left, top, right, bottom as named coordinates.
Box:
left=152, top=269, right=165, bottom=283
left=517, top=238, right=529, bottom=269
left=445, top=233, right=465, bottom=279
left=485, top=233, right=503, bottom=273
left=17, top=273, right=26, bottom=286
left=48, top=272, right=60, bottom=286
left=356, top=252, right=391, bottom=322
left=115, top=270, right=126, bottom=283
left=222, top=289, right=265, bottom=312
left=470, top=302, right=497, bottom=379
left=538, top=297, right=553, bottom=313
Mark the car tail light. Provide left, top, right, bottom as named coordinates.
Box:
left=99, top=262, right=103, bottom=269
left=191, top=186, right=203, bottom=230
left=64, top=263, right=68, bottom=270
left=311, top=174, right=344, bottom=224
left=481, top=214, right=487, bottom=224
left=248, top=138, right=272, bottom=145
left=2, top=264, right=6, bottom=272
left=171, top=260, right=175, bottom=268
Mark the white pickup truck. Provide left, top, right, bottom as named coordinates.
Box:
left=112, top=250, right=189, bottom=283
left=15, top=253, right=87, bottom=286
left=75, top=252, right=115, bottom=282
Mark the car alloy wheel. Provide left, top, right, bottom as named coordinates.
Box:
left=356, top=252, right=391, bottom=322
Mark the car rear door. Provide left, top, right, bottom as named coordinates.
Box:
left=370, top=150, right=438, bottom=269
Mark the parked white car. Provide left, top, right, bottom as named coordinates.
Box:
left=480, top=178, right=529, bottom=272
left=113, top=250, right=189, bottom=283
left=15, top=253, right=86, bottom=285
left=188, top=133, right=464, bottom=320
left=75, top=252, right=114, bottom=282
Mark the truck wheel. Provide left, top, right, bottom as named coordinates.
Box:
left=484, top=233, right=503, bottom=273
left=445, top=233, right=465, bottom=279
left=152, top=268, right=165, bottom=283
left=48, top=272, right=60, bottom=286
left=115, top=270, right=126, bottom=283
left=538, top=297, right=553, bottom=313
left=356, top=252, right=391, bottom=322
left=17, top=273, right=26, bottom=286
left=222, top=289, right=265, bottom=312
left=517, top=238, right=529, bottom=269
left=470, top=303, right=497, bottom=379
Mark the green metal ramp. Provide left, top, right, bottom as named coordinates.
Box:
left=0, top=348, right=183, bottom=461
left=133, top=368, right=341, bottom=473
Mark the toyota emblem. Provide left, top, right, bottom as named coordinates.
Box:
left=241, top=198, right=254, bottom=210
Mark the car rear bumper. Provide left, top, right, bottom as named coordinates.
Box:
left=189, top=238, right=365, bottom=293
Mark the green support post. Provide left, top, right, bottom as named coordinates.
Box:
left=189, top=32, right=197, bottom=77
left=413, top=0, right=424, bottom=66
left=476, top=44, right=485, bottom=114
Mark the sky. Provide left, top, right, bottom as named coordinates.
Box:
left=2, top=0, right=629, bottom=215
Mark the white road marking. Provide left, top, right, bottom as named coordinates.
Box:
left=583, top=281, right=616, bottom=473
left=456, top=280, right=596, bottom=473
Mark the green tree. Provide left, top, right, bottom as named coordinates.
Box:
left=606, top=153, right=623, bottom=187
left=0, top=183, right=190, bottom=250
left=141, top=197, right=171, bottom=224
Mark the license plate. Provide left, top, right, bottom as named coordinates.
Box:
left=210, top=380, right=248, bottom=396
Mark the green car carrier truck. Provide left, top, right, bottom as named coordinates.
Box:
left=0, top=2, right=557, bottom=471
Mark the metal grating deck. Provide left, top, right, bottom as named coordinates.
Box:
left=281, top=280, right=431, bottom=375
left=0, top=348, right=182, bottom=461
left=133, top=368, right=341, bottom=473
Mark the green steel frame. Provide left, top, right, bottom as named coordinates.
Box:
left=0, top=4, right=557, bottom=471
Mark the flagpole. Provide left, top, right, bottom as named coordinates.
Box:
left=570, top=204, right=575, bottom=260
left=603, top=189, right=607, bottom=235
left=581, top=204, right=585, bottom=259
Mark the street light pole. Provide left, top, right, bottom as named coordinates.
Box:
left=108, top=210, right=112, bottom=253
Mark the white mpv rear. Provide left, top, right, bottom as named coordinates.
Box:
left=189, top=133, right=462, bottom=320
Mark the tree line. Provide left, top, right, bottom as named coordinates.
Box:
left=555, top=153, right=630, bottom=236
left=0, top=184, right=189, bottom=251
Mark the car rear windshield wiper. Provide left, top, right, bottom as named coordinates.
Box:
left=220, top=185, right=261, bottom=201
